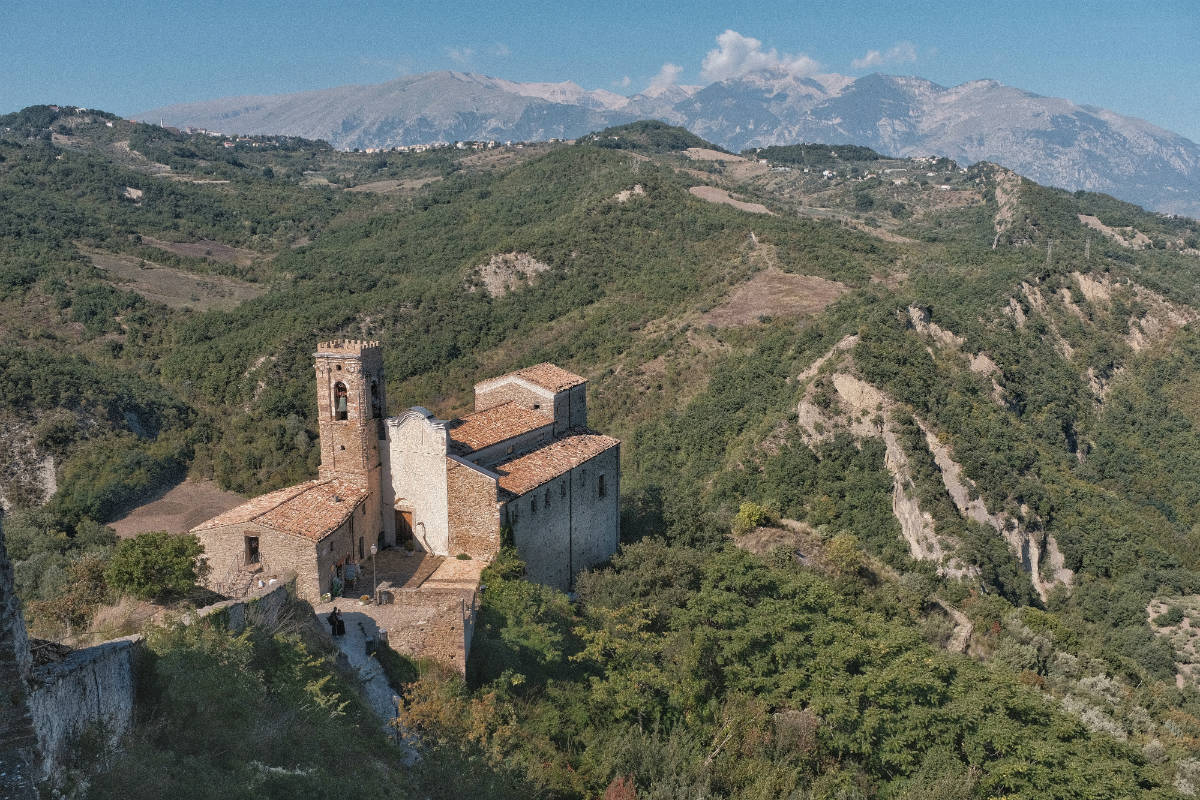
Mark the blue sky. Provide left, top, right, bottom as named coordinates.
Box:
left=3, top=0, right=1198, bottom=141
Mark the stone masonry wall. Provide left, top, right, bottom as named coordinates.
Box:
left=373, top=591, right=476, bottom=677
left=316, top=513, right=366, bottom=600
left=504, top=443, right=620, bottom=591
left=27, top=636, right=139, bottom=783
left=197, top=522, right=323, bottom=601
left=446, top=457, right=501, bottom=560
left=568, top=443, right=620, bottom=581
left=314, top=341, right=385, bottom=556
left=568, top=383, right=588, bottom=429
left=315, top=341, right=383, bottom=478
left=0, top=516, right=39, bottom=799
left=508, top=475, right=573, bottom=590
left=188, top=578, right=292, bottom=632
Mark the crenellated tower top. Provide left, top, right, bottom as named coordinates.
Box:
left=315, top=339, right=380, bottom=356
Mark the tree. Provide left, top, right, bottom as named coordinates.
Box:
left=104, top=531, right=208, bottom=600
left=732, top=501, right=771, bottom=535
left=825, top=532, right=863, bottom=578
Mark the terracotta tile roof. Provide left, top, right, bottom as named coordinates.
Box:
left=192, top=479, right=367, bottom=541
left=448, top=402, right=552, bottom=453
left=483, top=362, right=587, bottom=393
left=494, top=433, right=618, bottom=496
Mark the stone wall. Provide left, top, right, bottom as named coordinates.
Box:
left=197, top=521, right=323, bottom=601
left=315, top=340, right=384, bottom=480
left=504, top=443, right=620, bottom=591
left=568, top=443, right=620, bottom=582
left=314, top=341, right=385, bottom=554
left=385, top=410, right=450, bottom=555
left=316, top=513, right=367, bottom=600
left=188, top=577, right=292, bottom=632
left=446, top=456, right=501, bottom=560
left=373, top=590, right=477, bottom=677
left=508, top=475, right=573, bottom=590
left=0, top=516, right=39, bottom=799
left=27, top=636, right=139, bottom=783
left=567, top=383, right=588, bottom=429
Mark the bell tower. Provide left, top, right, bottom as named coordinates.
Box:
left=315, top=339, right=385, bottom=478
left=314, top=339, right=385, bottom=546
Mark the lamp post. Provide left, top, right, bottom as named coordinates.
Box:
left=370, top=544, right=378, bottom=602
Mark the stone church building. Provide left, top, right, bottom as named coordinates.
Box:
left=193, top=340, right=620, bottom=604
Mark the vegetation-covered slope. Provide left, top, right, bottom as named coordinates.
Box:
left=5, top=109, right=1200, bottom=796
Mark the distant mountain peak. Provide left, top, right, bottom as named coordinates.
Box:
left=136, top=70, right=1200, bottom=216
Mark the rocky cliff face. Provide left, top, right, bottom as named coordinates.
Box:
left=0, top=518, right=39, bottom=799
left=138, top=69, right=1200, bottom=217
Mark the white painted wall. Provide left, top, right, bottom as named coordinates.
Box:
left=385, top=409, right=450, bottom=556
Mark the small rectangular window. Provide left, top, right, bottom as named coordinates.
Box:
left=531, top=497, right=538, bottom=513
left=598, top=474, right=606, bottom=498
left=560, top=482, right=567, bottom=498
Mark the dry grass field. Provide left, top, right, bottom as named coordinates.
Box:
left=85, top=248, right=266, bottom=311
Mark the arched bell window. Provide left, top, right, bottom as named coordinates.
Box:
left=333, top=381, right=348, bottom=420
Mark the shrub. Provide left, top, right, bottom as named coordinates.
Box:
left=104, top=531, right=208, bottom=601
left=1153, top=604, right=1185, bottom=627
left=825, top=532, right=864, bottom=578
left=732, top=501, right=771, bottom=535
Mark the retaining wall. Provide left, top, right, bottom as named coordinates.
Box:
left=27, top=636, right=140, bottom=782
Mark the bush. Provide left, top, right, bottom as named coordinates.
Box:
left=104, top=532, right=208, bottom=600
left=825, top=532, right=864, bottom=577
left=732, top=501, right=771, bottom=535
left=1153, top=604, right=1185, bottom=627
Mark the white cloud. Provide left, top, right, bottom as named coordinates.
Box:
left=851, top=41, right=917, bottom=70
left=446, top=46, right=474, bottom=65
left=700, top=30, right=820, bottom=81
left=491, top=42, right=511, bottom=57
left=614, top=75, right=632, bottom=88
left=648, top=62, right=683, bottom=91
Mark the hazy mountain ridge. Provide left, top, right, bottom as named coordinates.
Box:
left=139, top=69, right=1200, bottom=216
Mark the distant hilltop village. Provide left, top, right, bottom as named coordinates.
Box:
left=191, top=340, right=620, bottom=670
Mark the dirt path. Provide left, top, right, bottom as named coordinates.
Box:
left=935, top=598, right=974, bottom=654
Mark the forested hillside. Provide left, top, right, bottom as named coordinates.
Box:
left=5, top=108, right=1200, bottom=797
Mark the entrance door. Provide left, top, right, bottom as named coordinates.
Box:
left=244, top=536, right=260, bottom=564
left=395, top=510, right=413, bottom=545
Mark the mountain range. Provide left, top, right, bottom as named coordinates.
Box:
left=137, top=69, right=1200, bottom=217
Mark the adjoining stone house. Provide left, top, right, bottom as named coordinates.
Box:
left=192, top=340, right=620, bottom=602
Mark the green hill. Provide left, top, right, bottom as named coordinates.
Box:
left=5, top=106, right=1200, bottom=798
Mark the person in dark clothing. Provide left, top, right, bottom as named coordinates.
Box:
left=327, top=607, right=345, bottom=636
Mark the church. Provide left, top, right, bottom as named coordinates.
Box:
left=192, top=340, right=620, bottom=603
